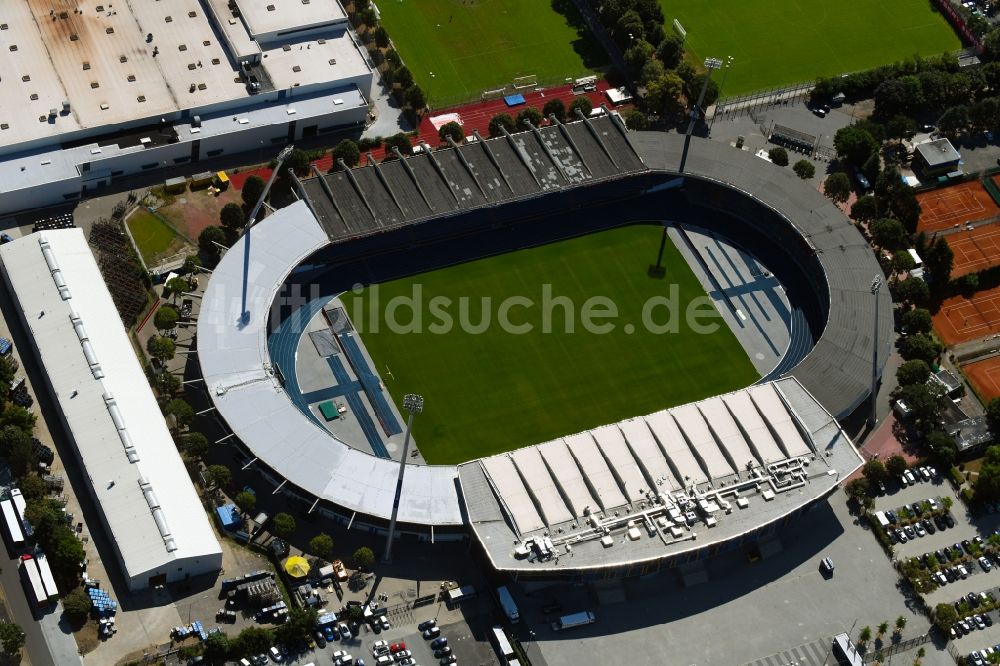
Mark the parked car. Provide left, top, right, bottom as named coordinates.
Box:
left=372, top=641, right=389, bottom=656
left=945, top=514, right=956, bottom=528
left=338, top=623, right=352, bottom=641
left=959, top=564, right=970, bottom=579
left=389, top=643, right=406, bottom=654
left=434, top=647, right=453, bottom=658
left=904, top=525, right=916, bottom=539
left=885, top=510, right=897, bottom=524
left=923, top=519, right=936, bottom=534
left=418, top=620, right=437, bottom=632
left=430, top=637, right=448, bottom=650
left=315, top=631, right=327, bottom=649
left=915, top=523, right=926, bottom=537
left=981, top=556, right=993, bottom=572
left=423, top=626, right=441, bottom=639
left=905, top=470, right=917, bottom=484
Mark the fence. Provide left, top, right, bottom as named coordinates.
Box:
left=862, top=633, right=933, bottom=663
left=712, top=80, right=815, bottom=122
left=426, top=72, right=601, bottom=111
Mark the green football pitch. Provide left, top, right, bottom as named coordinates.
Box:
left=664, top=0, right=961, bottom=94
left=374, top=0, right=607, bottom=105
left=348, top=225, right=759, bottom=464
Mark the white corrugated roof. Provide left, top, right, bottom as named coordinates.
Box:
left=618, top=418, right=680, bottom=491
left=698, top=396, right=759, bottom=472
left=748, top=383, right=812, bottom=457
left=197, top=201, right=463, bottom=525
left=590, top=425, right=650, bottom=502
left=510, top=448, right=573, bottom=526
left=563, top=432, right=627, bottom=511
left=0, top=230, right=221, bottom=581
left=480, top=456, right=544, bottom=534
left=538, top=439, right=596, bottom=517
left=672, top=403, right=734, bottom=479
left=721, top=391, right=786, bottom=464
left=644, top=411, right=708, bottom=486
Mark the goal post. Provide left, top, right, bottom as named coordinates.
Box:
left=672, top=19, right=687, bottom=39
left=511, top=75, right=538, bottom=90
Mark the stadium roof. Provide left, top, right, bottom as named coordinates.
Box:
left=0, top=230, right=221, bottom=586
left=460, top=377, right=862, bottom=572
left=197, top=201, right=464, bottom=526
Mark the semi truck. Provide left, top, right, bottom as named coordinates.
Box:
left=0, top=499, right=25, bottom=551
left=551, top=611, right=596, bottom=632
left=35, top=552, right=59, bottom=601
left=19, top=555, right=49, bottom=609
left=496, top=586, right=520, bottom=624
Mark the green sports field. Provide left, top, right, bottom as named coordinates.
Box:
left=665, top=0, right=961, bottom=94
left=348, top=225, right=759, bottom=464
left=375, top=0, right=607, bottom=105
left=126, top=209, right=188, bottom=267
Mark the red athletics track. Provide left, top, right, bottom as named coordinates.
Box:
left=915, top=180, right=1000, bottom=234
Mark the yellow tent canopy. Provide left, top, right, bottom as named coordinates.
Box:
left=284, top=556, right=310, bottom=578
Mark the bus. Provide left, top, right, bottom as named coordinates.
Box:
left=19, top=555, right=49, bottom=609
left=0, top=499, right=25, bottom=551
left=489, top=626, right=516, bottom=663
left=832, top=633, right=864, bottom=666
left=496, top=586, right=520, bottom=624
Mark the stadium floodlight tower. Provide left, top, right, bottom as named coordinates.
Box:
left=868, top=275, right=882, bottom=429
left=240, top=144, right=294, bottom=325
left=678, top=57, right=723, bottom=173
left=382, top=393, right=424, bottom=564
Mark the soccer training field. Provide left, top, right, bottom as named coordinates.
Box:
left=375, top=0, right=606, bottom=105
left=664, top=0, right=961, bottom=94
left=348, top=225, right=759, bottom=464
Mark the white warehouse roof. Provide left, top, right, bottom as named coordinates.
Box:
left=0, top=230, right=222, bottom=589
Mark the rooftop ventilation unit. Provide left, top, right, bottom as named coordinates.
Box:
left=39, top=237, right=71, bottom=300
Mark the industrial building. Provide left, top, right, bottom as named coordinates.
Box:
left=0, top=0, right=374, bottom=215
left=0, top=229, right=222, bottom=590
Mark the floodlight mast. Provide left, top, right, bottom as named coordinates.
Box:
left=678, top=57, right=723, bottom=173
left=239, top=143, right=295, bottom=325
left=382, top=393, right=424, bottom=564
left=868, top=275, right=882, bottom=429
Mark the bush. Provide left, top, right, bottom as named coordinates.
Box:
left=623, top=109, right=648, bottom=130
left=241, top=175, right=266, bottom=209
left=146, top=336, right=175, bottom=362
left=792, top=159, right=815, bottom=179
left=768, top=147, right=789, bottom=166
left=949, top=466, right=964, bottom=488
left=358, top=136, right=382, bottom=152
left=568, top=97, right=593, bottom=119
left=181, top=432, right=210, bottom=460
left=205, top=464, right=231, bottom=489
left=219, top=203, right=245, bottom=233
left=153, top=305, right=179, bottom=332
left=331, top=139, right=361, bottom=168
left=543, top=98, right=566, bottom=121
left=234, top=491, right=256, bottom=514
left=353, top=546, right=376, bottom=571
left=310, top=533, right=334, bottom=560
left=488, top=113, right=515, bottom=138
left=515, top=107, right=544, bottom=131
left=271, top=512, right=296, bottom=539
left=438, top=121, right=464, bottom=144
left=165, top=399, right=194, bottom=430
left=62, top=587, right=92, bottom=620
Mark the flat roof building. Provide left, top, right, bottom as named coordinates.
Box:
left=0, top=229, right=222, bottom=590
left=914, top=138, right=961, bottom=177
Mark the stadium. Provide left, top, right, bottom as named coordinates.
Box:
left=196, top=114, right=892, bottom=579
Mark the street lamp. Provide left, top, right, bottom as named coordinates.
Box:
left=708, top=56, right=734, bottom=134
left=678, top=57, right=723, bottom=173
left=382, top=393, right=424, bottom=564
left=868, top=275, right=882, bottom=429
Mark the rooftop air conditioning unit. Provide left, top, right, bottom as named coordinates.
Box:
left=192, top=115, right=201, bottom=128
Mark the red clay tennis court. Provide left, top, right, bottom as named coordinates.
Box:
left=964, top=356, right=1000, bottom=402
left=916, top=180, right=1000, bottom=234
left=934, top=284, right=1000, bottom=345
left=947, top=222, right=1000, bottom=278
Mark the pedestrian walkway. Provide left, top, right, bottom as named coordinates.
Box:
left=742, top=637, right=833, bottom=666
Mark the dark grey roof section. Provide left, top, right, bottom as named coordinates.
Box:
left=299, top=115, right=647, bottom=243
left=629, top=132, right=893, bottom=419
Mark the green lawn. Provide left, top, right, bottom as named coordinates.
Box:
left=375, top=0, right=607, bottom=105
left=665, top=0, right=961, bottom=94
left=126, top=209, right=188, bottom=267
left=349, top=225, right=759, bottom=464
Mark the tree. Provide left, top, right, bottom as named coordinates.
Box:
left=869, top=218, right=908, bottom=250
left=923, top=236, right=954, bottom=287
left=275, top=607, right=317, bottom=647
left=887, top=115, right=916, bottom=140
left=846, top=477, right=869, bottom=501
left=639, top=59, right=666, bottom=86
left=834, top=126, right=878, bottom=167
left=644, top=72, right=683, bottom=117
left=232, top=627, right=273, bottom=658
left=353, top=546, right=375, bottom=571
left=894, top=277, right=930, bottom=307
left=623, top=109, right=648, bottom=131
left=234, top=491, right=256, bottom=515
left=863, top=459, right=888, bottom=485
left=165, top=399, right=194, bottom=430
left=241, top=175, right=266, bottom=209
left=934, top=602, right=958, bottom=630
left=568, top=97, right=594, bottom=119
left=2, top=405, right=35, bottom=436
left=897, top=359, right=931, bottom=387
left=656, top=34, right=685, bottom=69
left=205, top=464, right=231, bottom=489
left=901, top=308, right=932, bottom=335
left=181, top=432, right=210, bottom=460
left=204, top=631, right=230, bottom=661
left=516, top=107, right=544, bottom=131
left=850, top=195, right=878, bottom=223
left=438, top=121, right=464, bottom=144
left=62, top=588, right=92, bottom=620
left=937, top=105, right=970, bottom=136
left=898, top=383, right=945, bottom=433
left=0, top=426, right=34, bottom=480
left=766, top=147, right=789, bottom=167
left=153, top=371, right=181, bottom=396
left=164, top=276, right=193, bottom=303
left=886, top=454, right=907, bottom=476
left=283, top=149, right=312, bottom=177
left=892, top=250, right=916, bottom=274
left=0, top=623, right=25, bottom=655
left=153, top=305, right=179, bottom=333
left=899, top=333, right=940, bottom=365
left=488, top=113, right=515, bottom=138
left=877, top=620, right=889, bottom=636
left=271, top=512, right=296, bottom=540
left=624, top=39, right=655, bottom=73
left=309, top=533, right=334, bottom=560
left=382, top=133, right=413, bottom=158
left=792, top=159, right=815, bottom=179
left=146, top=336, right=176, bottom=362
left=219, top=203, right=245, bottom=234
left=373, top=26, right=390, bottom=49
left=926, top=430, right=956, bottom=467
left=18, top=474, right=46, bottom=501
left=198, top=225, right=227, bottom=262
left=404, top=85, right=426, bottom=112
left=543, top=98, right=566, bottom=121
left=824, top=173, right=852, bottom=204
left=686, top=73, right=720, bottom=108
left=987, top=398, right=1000, bottom=440
left=859, top=626, right=872, bottom=644
left=331, top=139, right=361, bottom=168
